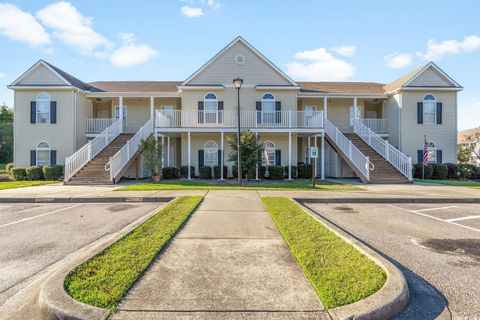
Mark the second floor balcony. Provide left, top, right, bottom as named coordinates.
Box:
left=155, top=110, right=324, bottom=130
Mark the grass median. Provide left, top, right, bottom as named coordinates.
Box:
left=116, top=179, right=362, bottom=191
left=64, top=196, right=203, bottom=311
left=262, top=197, right=386, bottom=309
left=0, top=181, right=57, bottom=190
left=418, top=179, right=480, bottom=189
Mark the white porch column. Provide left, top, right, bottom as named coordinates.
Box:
left=314, top=135, right=318, bottom=178
left=353, top=97, right=358, bottom=118
left=150, top=97, right=155, bottom=130
left=161, top=135, right=165, bottom=169
left=288, top=131, right=292, bottom=180
left=255, top=132, right=259, bottom=180
left=321, top=132, right=325, bottom=180
left=323, top=96, right=328, bottom=119
left=119, top=96, right=124, bottom=126
left=307, top=136, right=311, bottom=164
left=220, top=131, right=224, bottom=180
left=167, top=136, right=170, bottom=167
left=187, top=131, right=191, bottom=180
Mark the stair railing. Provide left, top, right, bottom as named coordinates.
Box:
left=324, top=118, right=370, bottom=181
left=105, top=118, right=154, bottom=182
left=64, top=119, right=123, bottom=182
left=353, top=118, right=412, bottom=180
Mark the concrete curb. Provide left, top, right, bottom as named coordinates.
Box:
left=295, top=200, right=410, bottom=320
left=35, top=201, right=171, bottom=320
left=295, top=197, right=480, bottom=204
left=0, top=197, right=174, bottom=203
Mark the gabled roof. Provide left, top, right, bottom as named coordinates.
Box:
left=299, top=82, right=386, bottom=95
left=181, top=36, right=298, bottom=87
left=89, top=81, right=181, bottom=92
left=10, top=60, right=100, bottom=92
left=384, top=61, right=462, bottom=93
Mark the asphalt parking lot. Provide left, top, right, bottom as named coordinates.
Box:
left=0, top=202, right=166, bottom=306
left=301, top=201, right=480, bottom=320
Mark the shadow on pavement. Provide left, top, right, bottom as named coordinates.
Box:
left=300, top=201, right=451, bottom=320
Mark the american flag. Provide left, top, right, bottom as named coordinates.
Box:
left=423, top=136, right=429, bottom=166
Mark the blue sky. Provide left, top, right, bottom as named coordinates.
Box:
left=0, top=0, right=479, bottom=130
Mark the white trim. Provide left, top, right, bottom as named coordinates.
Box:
left=397, top=87, right=463, bottom=91
left=10, top=60, right=71, bottom=87
left=86, top=92, right=180, bottom=98
left=8, top=85, right=75, bottom=90
left=181, top=36, right=298, bottom=86
left=36, top=92, right=51, bottom=124
left=422, top=93, right=437, bottom=125
left=36, top=141, right=51, bottom=166
left=262, top=141, right=276, bottom=166
left=403, top=61, right=462, bottom=88
left=178, top=85, right=224, bottom=91
left=298, top=92, right=387, bottom=98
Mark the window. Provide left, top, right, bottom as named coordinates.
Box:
left=204, top=93, right=218, bottom=123
left=36, top=92, right=50, bottom=124
left=36, top=142, right=50, bottom=166
left=114, top=105, right=127, bottom=124
left=262, top=141, right=275, bottom=166
left=423, top=94, right=436, bottom=124
left=204, top=141, right=218, bottom=167
left=261, top=93, right=275, bottom=124
left=426, top=141, right=436, bottom=163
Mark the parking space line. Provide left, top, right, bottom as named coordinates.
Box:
left=388, top=204, right=480, bottom=233
left=446, top=215, right=480, bottom=222
left=0, top=204, right=82, bottom=229
left=415, top=206, right=458, bottom=212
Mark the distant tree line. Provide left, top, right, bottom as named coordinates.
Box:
left=0, top=106, right=13, bottom=164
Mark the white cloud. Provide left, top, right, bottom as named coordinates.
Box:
left=180, top=6, right=203, bottom=17
left=109, top=33, right=157, bottom=68
left=0, top=72, right=5, bottom=79
left=206, top=0, right=220, bottom=10
left=286, top=48, right=356, bottom=81
left=36, top=1, right=111, bottom=54
left=419, top=35, right=480, bottom=60
left=384, top=52, right=412, bottom=69
left=0, top=3, right=50, bottom=47
left=332, top=45, right=356, bottom=57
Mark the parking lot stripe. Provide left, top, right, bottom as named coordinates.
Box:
left=446, top=215, right=480, bottom=222
left=415, top=206, right=458, bottom=212
left=0, top=204, right=82, bottom=229
left=388, top=204, right=480, bottom=233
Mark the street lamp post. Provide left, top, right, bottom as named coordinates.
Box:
left=233, top=77, right=243, bottom=184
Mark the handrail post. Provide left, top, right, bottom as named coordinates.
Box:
left=408, top=156, right=413, bottom=180
left=88, top=141, right=92, bottom=160
left=366, top=156, right=370, bottom=180
left=348, top=143, right=352, bottom=158
left=288, top=110, right=292, bottom=128
left=385, top=141, right=390, bottom=160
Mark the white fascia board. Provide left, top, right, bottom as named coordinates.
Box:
left=7, top=85, right=76, bottom=90
left=298, top=92, right=387, bottom=99
left=400, top=87, right=463, bottom=92
left=404, top=62, right=462, bottom=88
left=85, top=92, right=181, bottom=98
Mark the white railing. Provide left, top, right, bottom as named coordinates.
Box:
left=155, top=110, right=324, bottom=129
left=354, top=119, right=412, bottom=180
left=106, top=118, right=154, bottom=181
left=325, top=118, right=370, bottom=180
left=360, top=118, right=388, bottom=133
left=86, top=118, right=116, bottom=133
left=64, top=119, right=123, bottom=182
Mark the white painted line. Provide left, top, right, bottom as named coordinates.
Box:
left=415, top=206, right=458, bottom=212
left=446, top=215, right=480, bottom=222
left=388, top=204, right=480, bottom=233
left=0, top=204, right=82, bottom=229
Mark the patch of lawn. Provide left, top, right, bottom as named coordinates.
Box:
left=0, top=164, right=6, bottom=170
left=418, top=179, right=480, bottom=188
left=64, top=196, right=203, bottom=311
left=0, top=181, right=56, bottom=190
left=262, top=197, right=386, bottom=309
left=116, top=179, right=362, bottom=191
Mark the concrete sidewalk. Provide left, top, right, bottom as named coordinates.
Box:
left=112, top=190, right=327, bottom=320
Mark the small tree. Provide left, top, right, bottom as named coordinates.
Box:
left=457, top=144, right=472, bottom=164
left=139, top=135, right=163, bottom=180
left=227, top=130, right=262, bottom=180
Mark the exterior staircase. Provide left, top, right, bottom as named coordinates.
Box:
left=66, top=134, right=134, bottom=185
left=344, top=133, right=409, bottom=184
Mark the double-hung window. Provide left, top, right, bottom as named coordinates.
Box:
left=36, top=142, right=50, bottom=166
left=36, top=93, right=50, bottom=124
left=423, top=94, right=436, bottom=124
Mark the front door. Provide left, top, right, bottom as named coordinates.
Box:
left=304, top=106, right=316, bottom=127
left=160, top=105, right=175, bottom=126
left=349, top=106, right=360, bottom=126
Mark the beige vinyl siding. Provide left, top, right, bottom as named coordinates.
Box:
left=93, top=101, right=112, bottom=118
left=188, top=41, right=291, bottom=86
left=14, top=90, right=75, bottom=167
left=324, top=98, right=355, bottom=132
left=17, top=64, right=67, bottom=86
left=400, top=91, right=457, bottom=163
left=408, top=67, right=453, bottom=87
left=384, top=94, right=401, bottom=148
left=75, top=92, right=91, bottom=149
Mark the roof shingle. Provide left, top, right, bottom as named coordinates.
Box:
left=298, top=82, right=386, bottom=95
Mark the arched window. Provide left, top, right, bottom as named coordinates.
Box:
left=204, top=140, right=218, bottom=167
left=262, top=141, right=275, bottom=166
left=261, top=93, right=275, bottom=124
left=36, top=92, right=51, bottom=124
left=423, top=94, right=436, bottom=124
left=36, top=141, right=50, bottom=166
left=204, top=93, right=218, bottom=123
left=426, top=141, right=436, bottom=163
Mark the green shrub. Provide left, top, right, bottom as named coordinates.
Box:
left=444, top=163, right=459, bottom=179
left=161, top=167, right=178, bottom=179
left=472, top=166, right=480, bottom=180
left=298, top=163, right=313, bottom=179
left=213, top=165, right=227, bottom=179
left=0, top=173, right=11, bottom=182
left=5, top=163, right=14, bottom=173
left=413, top=164, right=433, bottom=179
left=43, top=165, right=62, bottom=180
left=54, top=165, right=63, bottom=178
left=284, top=165, right=297, bottom=178
left=232, top=165, right=238, bottom=179
left=199, top=166, right=212, bottom=179
left=265, top=165, right=284, bottom=180
left=11, top=168, right=27, bottom=181
left=26, top=166, right=44, bottom=180
left=180, top=166, right=195, bottom=178
left=431, top=164, right=448, bottom=180
left=259, top=166, right=266, bottom=179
